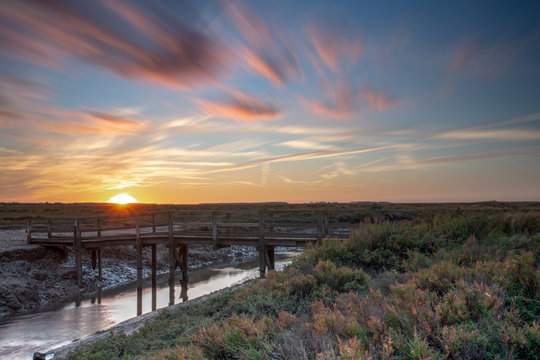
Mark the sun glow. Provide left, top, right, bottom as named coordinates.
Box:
left=108, top=193, right=138, bottom=205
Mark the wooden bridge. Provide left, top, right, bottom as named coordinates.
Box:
left=26, top=209, right=356, bottom=313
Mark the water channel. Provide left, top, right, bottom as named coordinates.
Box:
left=0, top=251, right=298, bottom=360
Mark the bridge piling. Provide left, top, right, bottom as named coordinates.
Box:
left=258, top=210, right=265, bottom=278
left=136, top=216, right=142, bottom=316
left=98, top=248, right=102, bottom=281
left=26, top=219, right=32, bottom=244
left=75, top=219, right=82, bottom=288
left=168, top=212, right=175, bottom=306
left=266, top=246, right=275, bottom=270
left=151, top=244, right=156, bottom=311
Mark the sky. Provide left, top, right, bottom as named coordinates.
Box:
left=1, top=0, right=539, bottom=204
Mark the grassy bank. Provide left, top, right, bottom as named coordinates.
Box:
left=66, top=212, right=539, bottom=359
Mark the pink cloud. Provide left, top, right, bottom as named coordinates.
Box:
left=359, top=89, right=395, bottom=111
left=449, top=36, right=515, bottom=76
left=196, top=91, right=282, bottom=122
left=0, top=0, right=227, bottom=88
left=305, top=80, right=395, bottom=118
left=450, top=37, right=482, bottom=72
left=305, top=24, right=363, bottom=73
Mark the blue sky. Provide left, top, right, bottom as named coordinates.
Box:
left=0, top=0, right=539, bottom=203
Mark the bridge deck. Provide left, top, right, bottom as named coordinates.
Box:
left=26, top=209, right=356, bottom=313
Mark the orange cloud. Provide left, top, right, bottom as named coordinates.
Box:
left=0, top=0, right=227, bottom=88
left=197, top=91, right=282, bottom=122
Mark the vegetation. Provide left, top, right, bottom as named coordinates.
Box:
left=65, top=211, right=539, bottom=359
left=1, top=201, right=539, bottom=229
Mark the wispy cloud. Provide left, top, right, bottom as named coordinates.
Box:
left=362, top=146, right=540, bottom=173
left=304, top=80, right=396, bottom=118
left=435, top=129, right=540, bottom=141
left=224, top=1, right=301, bottom=86
left=196, top=90, right=282, bottom=122
left=0, top=0, right=227, bottom=88
left=204, top=146, right=387, bottom=174
left=305, top=23, right=363, bottom=73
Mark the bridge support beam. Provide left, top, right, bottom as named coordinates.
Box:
left=75, top=219, right=82, bottom=288
left=136, top=216, right=142, bottom=316
left=91, top=249, right=97, bottom=270
left=168, top=212, right=175, bottom=306
left=266, top=246, right=275, bottom=271
left=258, top=210, right=265, bottom=278
left=98, top=248, right=102, bottom=282
left=151, top=244, right=157, bottom=311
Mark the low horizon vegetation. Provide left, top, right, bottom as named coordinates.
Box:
left=64, top=211, right=539, bottom=359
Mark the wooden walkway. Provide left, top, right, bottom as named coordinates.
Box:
left=27, top=209, right=354, bottom=312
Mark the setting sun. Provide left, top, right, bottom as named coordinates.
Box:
left=108, top=193, right=138, bottom=205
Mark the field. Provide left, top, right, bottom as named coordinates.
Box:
left=1, top=201, right=539, bottom=229
left=54, top=203, right=540, bottom=360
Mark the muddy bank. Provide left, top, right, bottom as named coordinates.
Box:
left=0, top=229, right=258, bottom=319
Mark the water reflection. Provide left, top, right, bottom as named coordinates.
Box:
left=0, top=252, right=298, bottom=360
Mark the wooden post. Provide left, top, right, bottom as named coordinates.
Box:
left=97, top=218, right=101, bottom=237
left=136, top=216, right=142, bottom=316
left=151, top=244, right=157, bottom=311
left=270, top=211, right=275, bottom=234
left=226, top=212, right=231, bottom=234
left=152, top=214, right=156, bottom=233
left=98, top=248, right=102, bottom=282
left=26, top=219, right=32, bottom=244
left=75, top=219, right=82, bottom=288
left=47, top=219, right=52, bottom=239
left=91, top=249, right=97, bottom=270
left=266, top=246, right=275, bottom=270
left=179, top=245, right=189, bottom=283
left=184, top=213, right=188, bottom=233
left=212, top=211, right=218, bottom=250
left=324, top=211, right=329, bottom=237
left=259, top=210, right=265, bottom=278
left=317, top=210, right=323, bottom=246
left=168, top=212, right=175, bottom=306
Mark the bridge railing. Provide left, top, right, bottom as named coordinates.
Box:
left=26, top=208, right=365, bottom=246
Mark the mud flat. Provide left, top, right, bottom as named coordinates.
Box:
left=0, top=229, right=258, bottom=319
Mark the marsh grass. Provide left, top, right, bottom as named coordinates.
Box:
left=66, top=211, right=539, bottom=359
